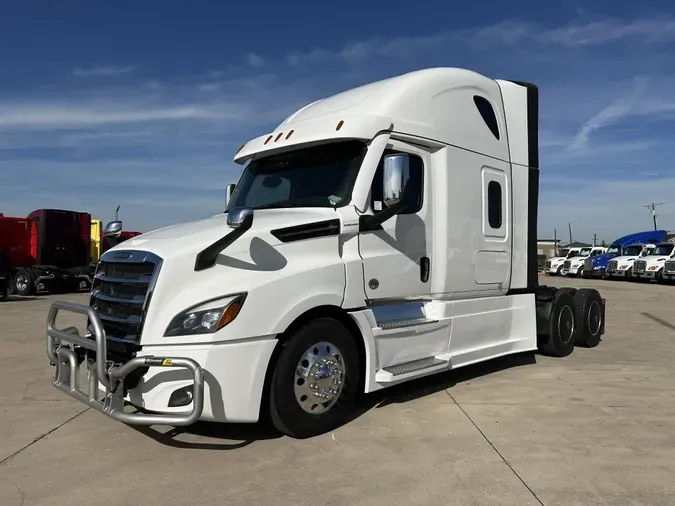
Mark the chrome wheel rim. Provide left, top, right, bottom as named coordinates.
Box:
left=16, top=275, right=28, bottom=292
left=588, top=300, right=602, bottom=336
left=558, top=305, right=575, bottom=344
left=294, top=341, right=345, bottom=414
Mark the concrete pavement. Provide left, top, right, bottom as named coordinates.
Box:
left=2, top=276, right=675, bottom=505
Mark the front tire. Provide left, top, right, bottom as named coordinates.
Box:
left=14, top=269, right=34, bottom=296
left=268, top=317, right=361, bottom=438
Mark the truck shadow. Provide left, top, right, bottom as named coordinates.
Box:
left=130, top=352, right=536, bottom=449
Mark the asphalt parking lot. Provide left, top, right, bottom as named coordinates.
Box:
left=1, top=275, right=675, bottom=505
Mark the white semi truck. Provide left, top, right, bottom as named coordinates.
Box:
left=46, top=68, right=606, bottom=438
left=632, top=242, right=675, bottom=282
left=544, top=247, right=581, bottom=276
left=606, top=243, right=656, bottom=279
left=561, top=246, right=606, bottom=277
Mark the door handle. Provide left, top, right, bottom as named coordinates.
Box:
left=420, top=257, right=430, bottom=282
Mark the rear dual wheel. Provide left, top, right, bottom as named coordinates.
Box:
left=539, top=290, right=577, bottom=357
left=573, top=288, right=603, bottom=348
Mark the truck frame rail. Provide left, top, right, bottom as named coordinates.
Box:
left=46, top=300, right=204, bottom=426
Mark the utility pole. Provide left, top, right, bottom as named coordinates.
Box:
left=568, top=223, right=573, bottom=245
left=643, top=202, right=664, bottom=231
left=593, top=234, right=597, bottom=246
left=554, top=228, right=557, bottom=256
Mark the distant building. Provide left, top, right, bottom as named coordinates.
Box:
left=563, top=241, right=592, bottom=249
left=537, top=239, right=562, bottom=259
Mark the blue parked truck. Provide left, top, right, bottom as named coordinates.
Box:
left=582, top=230, right=668, bottom=278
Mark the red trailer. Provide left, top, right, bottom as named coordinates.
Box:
left=0, top=209, right=94, bottom=296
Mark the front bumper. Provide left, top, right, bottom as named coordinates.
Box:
left=632, top=270, right=657, bottom=279
left=583, top=268, right=606, bottom=278
left=46, top=300, right=278, bottom=425
left=46, top=300, right=204, bottom=426
left=606, top=268, right=628, bottom=277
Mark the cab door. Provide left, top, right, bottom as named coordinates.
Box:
left=358, top=140, right=432, bottom=301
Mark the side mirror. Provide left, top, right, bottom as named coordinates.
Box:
left=103, top=220, right=123, bottom=237
left=225, top=183, right=236, bottom=211
left=227, top=207, right=254, bottom=229
left=383, top=153, right=410, bottom=207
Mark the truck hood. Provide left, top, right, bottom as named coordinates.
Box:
left=569, top=256, right=589, bottom=266
left=643, top=256, right=671, bottom=267
left=112, top=207, right=341, bottom=260
left=612, top=255, right=639, bottom=264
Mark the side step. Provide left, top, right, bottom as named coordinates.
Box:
left=375, top=356, right=449, bottom=383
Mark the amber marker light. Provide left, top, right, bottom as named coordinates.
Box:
left=264, top=135, right=273, bottom=145
left=217, top=294, right=247, bottom=330
left=275, top=132, right=283, bottom=142
left=286, top=129, right=294, bottom=139
left=336, top=120, right=344, bottom=131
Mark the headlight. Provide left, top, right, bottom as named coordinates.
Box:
left=164, top=293, right=246, bottom=337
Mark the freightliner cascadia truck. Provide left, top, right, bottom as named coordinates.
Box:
left=46, top=68, right=607, bottom=438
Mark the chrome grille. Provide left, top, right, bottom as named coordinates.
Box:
left=634, top=260, right=647, bottom=274
left=563, top=260, right=571, bottom=269
left=89, top=250, right=162, bottom=354
left=607, top=260, right=618, bottom=272
left=665, top=260, right=675, bottom=274
left=584, top=258, right=593, bottom=270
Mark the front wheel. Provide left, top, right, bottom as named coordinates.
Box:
left=14, top=269, right=34, bottom=296
left=268, top=317, right=361, bottom=438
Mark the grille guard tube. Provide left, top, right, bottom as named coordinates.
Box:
left=46, top=300, right=204, bottom=426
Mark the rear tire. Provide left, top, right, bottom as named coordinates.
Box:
left=268, top=317, right=361, bottom=439
left=573, top=289, right=603, bottom=348
left=538, top=290, right=576, bottom=358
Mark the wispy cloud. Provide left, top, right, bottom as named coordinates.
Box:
left=567, top=76, right=650, bottom=151
left=72, top=65, right=139, bottom=77
left=286, top=17, right=675, bottom=65
left=246, top=52, right=264, bottom=68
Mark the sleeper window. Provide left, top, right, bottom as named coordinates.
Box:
left=487, top=181, right=502, bottom=229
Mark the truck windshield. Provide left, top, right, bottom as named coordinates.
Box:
left=229, top=140, right=367, bottom=210
left=606, top=245, right=621, bottom=255
left=580, top=248, right=592, bottom=256
left=623, top=245, right=643, bottom=256
left=652, top=244, right=674, bottom=256
left=566, top=250, right=578, bottom=258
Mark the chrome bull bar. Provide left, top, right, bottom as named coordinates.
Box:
left=46, top=300, right=204, bottom=426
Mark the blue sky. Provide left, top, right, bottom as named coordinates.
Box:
left=2, top=0, right=675, bottom=244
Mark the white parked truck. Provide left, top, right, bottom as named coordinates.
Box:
left=561, top=246, right=605, bottom=277
left=632, top=242, right=675, bottom=283
left=545, top=247, right=581, bottom=276
left=46, top=68, right=607, bottom=438
left=605, top=243, right=655, bottom=279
